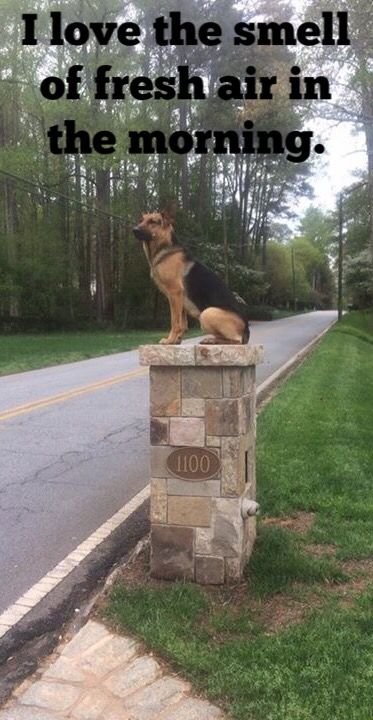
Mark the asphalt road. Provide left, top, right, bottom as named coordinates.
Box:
left=0, top=311, right=337, bottom=613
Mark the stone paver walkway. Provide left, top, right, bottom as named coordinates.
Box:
left=0, top=621, right=224, bottom=720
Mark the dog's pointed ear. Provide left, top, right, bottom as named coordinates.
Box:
left=161, top=201, right=177, bottom=226
left=161, top=210, right=172, bottom=226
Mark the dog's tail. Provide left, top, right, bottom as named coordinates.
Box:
left=242, top=321, right=250, bottom=344
left=233, top=293, right=250, bottom=344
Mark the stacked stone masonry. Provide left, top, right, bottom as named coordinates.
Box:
left=139, top=344, right=264, bottom=585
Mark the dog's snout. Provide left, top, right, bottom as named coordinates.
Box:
left=133, top=224, right=151, bottom=243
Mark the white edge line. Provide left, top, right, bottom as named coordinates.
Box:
left=0, top=485, right=150, bottom=636
left=0, top=319, right=336, bottom=639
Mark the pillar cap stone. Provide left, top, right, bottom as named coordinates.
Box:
left=139, top=344, right=264, bottom=367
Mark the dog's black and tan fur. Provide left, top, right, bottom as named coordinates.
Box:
left=133, top=211, right=250, bottom=345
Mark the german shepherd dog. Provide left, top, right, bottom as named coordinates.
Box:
left=133, top=211, right=250, bottom=345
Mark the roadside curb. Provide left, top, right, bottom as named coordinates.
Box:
left=0, top=500, right=150, bottom=705
left=0, top=486, right=150, bottom=643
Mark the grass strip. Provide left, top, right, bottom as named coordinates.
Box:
left=0, top=309, right=305, bottom=376
left=257, top=310, right=373, bottom=559
left=0, top=329, right=200, bottom=376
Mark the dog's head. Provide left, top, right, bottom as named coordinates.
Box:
left=133, top=211, right=175, bottom=248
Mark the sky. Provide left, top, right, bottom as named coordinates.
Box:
left=290, top=0, right=367, bottom=217
left=233, top=0, right=368, bottom=222
left=298, top=120, right=367, bottom=216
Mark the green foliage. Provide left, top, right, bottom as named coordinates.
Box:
left=345, top=250, right=373, bottom=309
left=265, top=235, right=334, bottom=309
left=343, top=182, right=370, bottom=258
left=265, top=243, right=293, bottom=306
left=299, top=207, right=336, bottom=253
left=0, top=0, right=322, bottom=329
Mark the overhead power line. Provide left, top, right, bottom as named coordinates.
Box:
left=0, top=169, right=132, bottom=226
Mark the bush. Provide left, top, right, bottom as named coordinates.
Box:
left=345, top=250, right=373, bottom=309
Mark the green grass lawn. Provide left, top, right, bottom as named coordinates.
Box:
left=0, top=329, right=201, bottom=376
left=257, top=309, right=373, bottom=560
left=0, top=308, right=308, bottom=377
left=104, top=310, right=373, bottom=720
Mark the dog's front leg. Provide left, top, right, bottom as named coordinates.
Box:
left=160, top=290, right=185, bottom=345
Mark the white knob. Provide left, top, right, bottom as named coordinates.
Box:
left=241, top=499, right=260, bottom=518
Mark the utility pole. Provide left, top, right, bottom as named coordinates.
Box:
left=291, top=247, right=296, bottom=312
left=338, top=193, right=343, bottom=321
left=336, top=181, right=366, bottom=321
left=222, top=166, right=229, bottom=286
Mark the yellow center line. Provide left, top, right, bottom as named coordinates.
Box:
left=0, top=368, right=148, bottom=422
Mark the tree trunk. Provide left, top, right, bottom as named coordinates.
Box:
left=96, top=169, right=113, bottom=323
left=75, top=156, right=90, bottom=316
left=363, top=113, right=373, bottom=260
left=179, top=100, right=189, bottom=210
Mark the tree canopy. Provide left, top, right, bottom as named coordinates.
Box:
left=0, top=0, right=370, bottom=329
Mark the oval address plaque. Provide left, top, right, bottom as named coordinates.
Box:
left=167, top=447, right=221, bottom=481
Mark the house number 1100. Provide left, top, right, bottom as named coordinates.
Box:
left=177, top=453, right=210, bottom=475
left=167, top=447, right=221, bottom=481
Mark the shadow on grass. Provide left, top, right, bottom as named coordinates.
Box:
left=334, top=326, right=373, bottom=345
left=245, top=525, right=346, bottom=598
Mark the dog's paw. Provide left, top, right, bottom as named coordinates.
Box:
left=199, top=336, right=218, bottom=345
left=159, top=337, right=183, bottom=345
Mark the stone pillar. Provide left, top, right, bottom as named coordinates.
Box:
left=139, top=344, right=264, bottom=584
